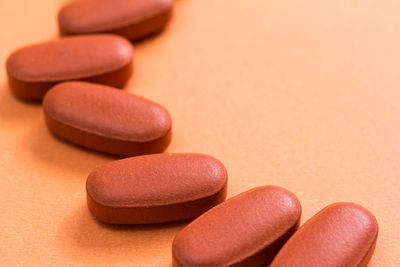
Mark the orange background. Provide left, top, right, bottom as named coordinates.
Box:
left=1, top=0, right=399, bottom=266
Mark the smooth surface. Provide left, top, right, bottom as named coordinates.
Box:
left=6, top=34, right=133, bottom=99
left=43, top=81, right=171, bottom=156
left=58, top=0, right=173, bottom=41
left=0, top=0, right=399, bottom=266
left=271, top=202, right=378, bottom=267
left=87, top=153, right=227, bottom=224
left=172, top=186, right=301, bottom=267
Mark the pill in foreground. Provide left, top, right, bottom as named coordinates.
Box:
left=58, top=0, right=173, bottom=41
left=270, top=202, right=378, bottom=267
left=43, top=81, right=171, bottom=156
left=172, top=186, right=301, bottom=267
left=86, top=153, right=228, bottom=224
left=6, top=34, right=133, bottom=100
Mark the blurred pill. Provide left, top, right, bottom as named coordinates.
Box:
left=43, top=81, right=171, bottom=156
left=6, top=34, right=133, bottom=100
left=58, top=0, right=173, bottom=41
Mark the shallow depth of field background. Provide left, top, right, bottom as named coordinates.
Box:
left=0, top=0, right=400, bottom=266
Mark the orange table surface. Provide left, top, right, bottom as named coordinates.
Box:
left=1, top=0, right=400, bottom=266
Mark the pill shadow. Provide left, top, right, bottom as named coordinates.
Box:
left=0, top=83, right=42, bottom=124
left=60, top=205, right=188, bottom=263
left=131, top=30, right=170, bottom=47
left=94, top=211, right=191, bottom=233
left=29, top=121, right=118, bottom=175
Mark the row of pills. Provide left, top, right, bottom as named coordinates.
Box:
left=86, top=154, right=378, bottom=266
left=5, top=0, right=379, bottom=266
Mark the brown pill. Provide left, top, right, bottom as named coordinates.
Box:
left=172, top=186, right=302, bottom=267
left=43, top=81, right=171, bottom=156
left=6, top=34, right=133, bottom=100
left=58, top=0, right=173, bottom=41
left=86, top=153, right=228, bottom=224
left=270, top=202, right=378, bottom=267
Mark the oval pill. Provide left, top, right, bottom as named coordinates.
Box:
left=86, top=153, right=228, bottom=224
left=172, top=186, right=302, bottom=267
left=6, top=34, right=133, bottom=100
left=58, top=0, right=173, bottom=41
left=271, top=202, right=378, bottom=267
left=43, top=81, right=171, bottom=156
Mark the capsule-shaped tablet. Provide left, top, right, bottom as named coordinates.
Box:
left=86, top=153, right=228, bottom=224
left=43, top=81, right=171, bottom=156
left=271, top=202, right=378, bottom=267
left=6, top=34, right=133, bottom=100
left=58, top=0, right=173, bottom=41
left=172, top=186, right=302, bottom=267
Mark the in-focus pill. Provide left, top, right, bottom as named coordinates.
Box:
left=172, top=186, right=301, bottom=267
left=58, top=0, right=173, bottom=41
left=6, top=34, right=133, bottom=100
left=43, top=81, right=171, bottom=156
left=86, top=153, right=228, bottom=224
left=271, top=202, right=378, bottom=267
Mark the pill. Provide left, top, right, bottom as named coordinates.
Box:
left=86, top=153, right=228, bottom=224
left=172, top=186, right=301, bottom=267
left=58, top=0, right=173, bottom=41
left=270, top=202, right=378, bottom=267
left=6, top=34, right=133, bottom=100
left=43, top=81, right=171, bottom=156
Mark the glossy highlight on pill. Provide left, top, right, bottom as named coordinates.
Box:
left=6, top=34, right=133, bottom=100
left=58, top=0, right=173, bottom=41
left=270, top=202, right=378, bottom=267
left=86, top=153, right=228, bottom=224
left=43, top=81, right=171, bottom=156
left=172, top=186, right=302, bottom=267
